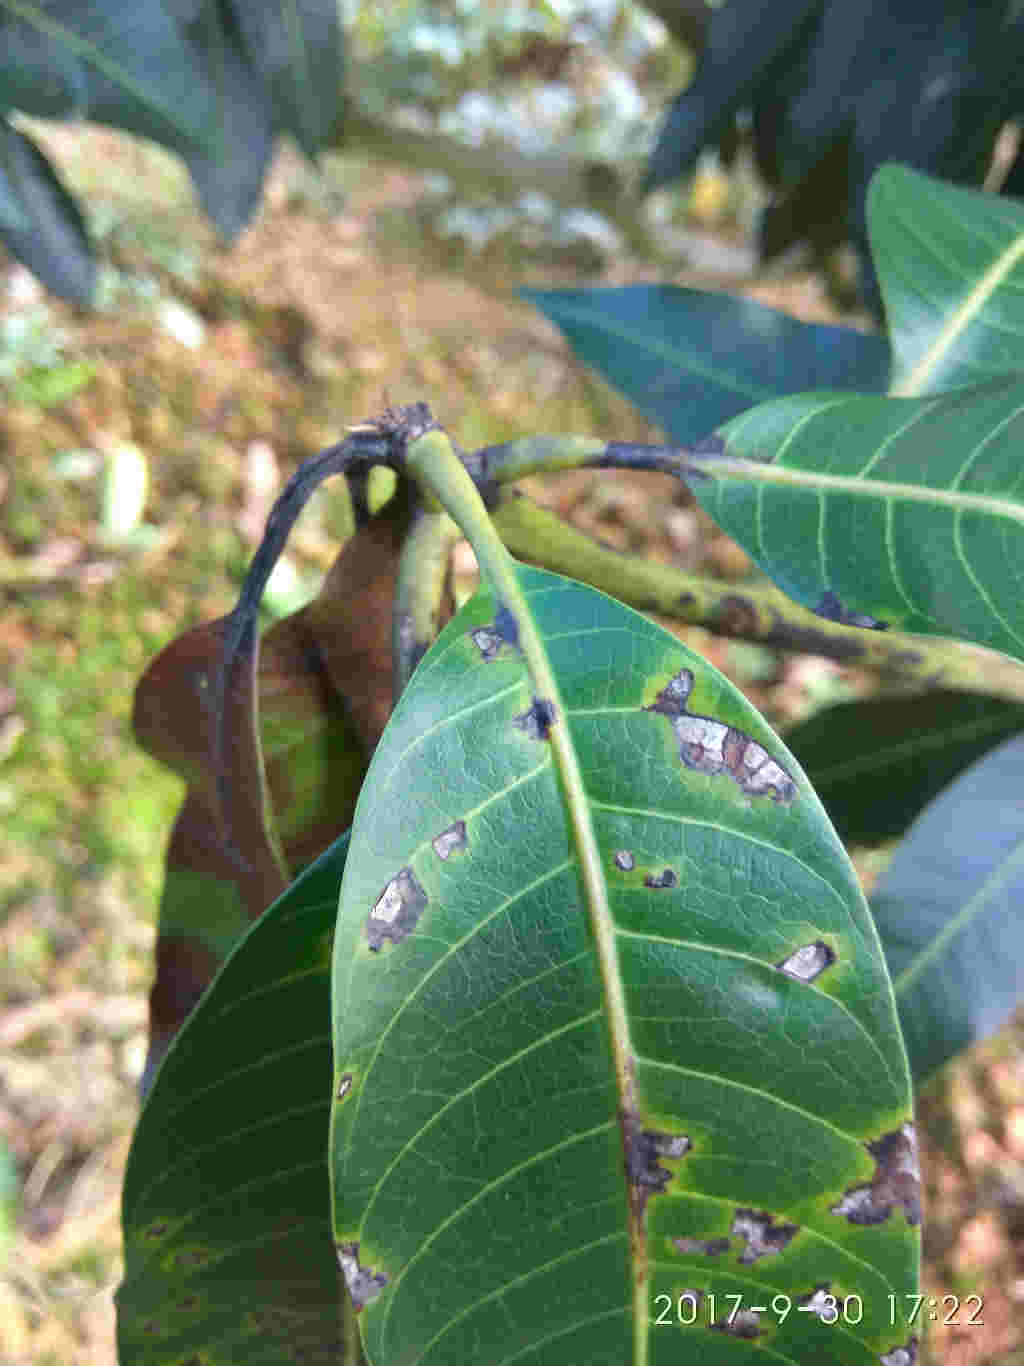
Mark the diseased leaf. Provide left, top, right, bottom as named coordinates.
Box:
left=228, top=0, right=343, bottom=160
left=118, top=829, right=364, bottom=1366
left=784, top=690, right=1024, bottom=845
left=602, top=170, right=1024, bottom=661
left=872, top=735, right=1024, bottom=1085
left=133, top=505, right=408, bottom=1085
left=331, top=565, right=917, bottom=1364
left=870, top=163, right=1024, bottom=396
left=524, top=284, right=890, bottom=444
left=0, top=120, right=95, bottom=304
left=688, top=378, right=1024, bottom=663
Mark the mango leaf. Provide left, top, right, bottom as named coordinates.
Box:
left=644, top=0, right=820, bottom=194
left=0, top=120, right=95, bottom=304
left=645, top=0, right=1023, bottom=309
left=229, top=0, right=342, bottom=161
left=118, top=829, right=364, bottom=1366
left=331, top=564, right=918, bottom=1365
left=870, top=163, right=1024, bottom=396
left=687, top=375, right=1024, bottom=662
left=784, top=690, right=1024, bottom=845
left=133, top=506, right=406, bottom=1088
left=524, top=284, right=890, bottom=445
left=0, top=0, right=212, bottom=148
left=871, top=735, right=1024, bottom=1086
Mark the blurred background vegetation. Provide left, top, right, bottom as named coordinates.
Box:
left=1, top=3, right=1022, bottom=1362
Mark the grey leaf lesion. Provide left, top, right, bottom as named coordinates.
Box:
left=336, top=1242, right=388, bottom=1310
left=646, top=668, right=797, bottom=802
left=672, top=1235, right=731, bottom=1257
left=621, top=1110, right=691, bottom=1217
left=366, top=867, right=428, bottom=951
left=777, top=940, right=835, bottom=983
left=832, top=1123, right=921, bottom=1226
left=470, top=603, right=521, bottom=661
left=514, top=696, right=557, bottom=740
left=731, top=1207, right=798, bottom=1263
left=432, top=820, right=468, bottom=860
left=880, top=1337, right=918, bottom=1365
left=643, top=867, right=677, bottom=889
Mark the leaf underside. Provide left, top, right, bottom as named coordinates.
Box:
left=873, top=734, right=1024, bottom=1087
left=524, top=284, right=890, bottom=446
left=331, top=564, right=917, bottom=1365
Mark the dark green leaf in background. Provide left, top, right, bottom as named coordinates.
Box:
left=871, top=735, right=1024, bottom=1086
left=331, top=565, right=917, bottom=1365
left=118, top=831, right=362, bottom=1366
left=870, top=163, right=1024, bottom=396
left=0, top=0, right=344, bottom=298
left=646, top=0, right=1024, bottom=310
left=525, top=284, right=890, bottom=445
left=784, top=690, right=1024, bottom=846
left=0, top=0, right=212, bottom=147
left=0, top=120, right=95, bottom=303
left=229, top=0, right=343, bottom=161
left=644, top=0, right=821, bottom=194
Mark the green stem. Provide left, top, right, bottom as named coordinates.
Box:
left=404, top=428, right=650, bottom=1362
left=392, top=505, right=461, bottom=699
left=491, top=490, right=1024, bottom=703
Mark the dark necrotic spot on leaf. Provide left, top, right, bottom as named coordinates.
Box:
left=494, top=601, right=520, bottom=649
left=712, top=1308, right=762, bottom=1338
left=622, top=1111, right=691, bottom=1217
left=673, top=1236, right=731, bottom=1257
left=647, top=669, right=796, bottom=802
left=336, top=1242, right=388, bottom=1310
left=432, top=820, right=468, bottom=860
left=731, top=1208, right=798, bottom=1263
left=777, top=940, right=835, bottom=982
left=644, top=868, right=677, bottom=889
left=176, top=1296, right=200, bottom=1313
left=145, top=1221, right=169, bottom=1241
left=614, top=849, right=635, bottom=871
left=514, top=697, right=557, bottom=740
left=470, top=626, right=505, bottom=660
left=831, top=1123, right=920, bottom=1226
left=815, top=588, right=889, bottom=631
left=880, top=1338, right=919, bottom=1366
left=798, top=1285, right=835, bottom=1321
left=336, top=1072, right=353, bottom=1101
left=647, top=668, right=695, bottom=718
left=366, top=868, right=428, bottom=951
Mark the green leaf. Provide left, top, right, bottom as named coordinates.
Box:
left=0, top=0, right=212, bottom=150
left=118, top=829, right=364, bottom=1365
left=871, top=735, right=1024, bottom=1087
left=871, top=163, right=1024, bottom=397
left=524, top=284, right=890, bottom=444
left=784, top=690, right=1024, bottom=845
left=0, top=121, right=95, bottom=305
left=331, top=564, right=917, bottom=1365
left=688, top=376, right=1024, bottom=662
left=228, top=0, right=343, bottom=161
left=645, top=0, right=820, bottom=193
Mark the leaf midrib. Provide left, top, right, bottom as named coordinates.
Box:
left=693, top=455, right=1024, bottom=523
